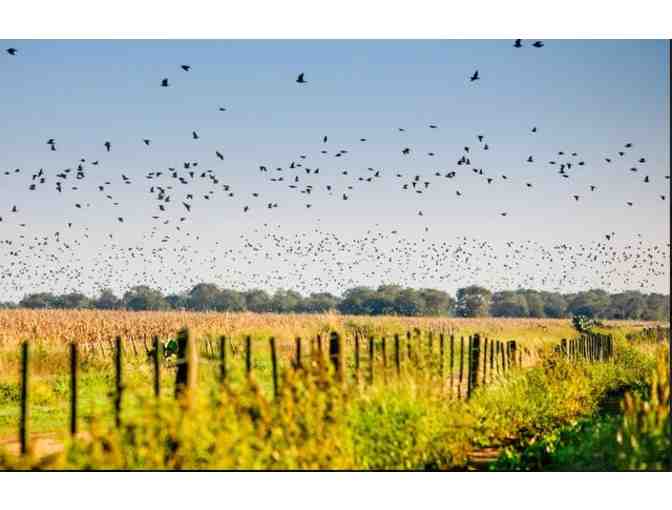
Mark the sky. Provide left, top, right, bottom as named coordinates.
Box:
left=0, top=40, right=669, bottom=300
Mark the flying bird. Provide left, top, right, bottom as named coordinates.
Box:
left=514, top=39, right=522, bottom=48
left=532, top=41, right=544, bottom=48
left=181, top=65, right=191, bottom=71
left=470, top=70, right=480, bottom=82
left=6, top=48, right=17, bottom=55
left=296, top=73, right=307, bottom=84
left=161, top=78, right=169, bottom=87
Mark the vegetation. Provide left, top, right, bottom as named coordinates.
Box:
left=493, top=343, right=670, bottom=471
left=0, top=310, right=667, bottom=470
left=2, top=284, right=669, bottom=320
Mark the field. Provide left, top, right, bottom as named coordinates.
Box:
left=0, top=309, right=668, bottom=470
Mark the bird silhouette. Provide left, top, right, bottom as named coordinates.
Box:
left=181, top=65, right=191, bottom=72
left=6, top=48, right=17, bottom=55
left=161, top=78, right=169, bottom=87
left=296, top=73, right=307, bottom=84
left=470, top=70, right=480, bottom=82
left=514, top=39, right=522, bottom=48
left=532, top=41, right=544, bottom=48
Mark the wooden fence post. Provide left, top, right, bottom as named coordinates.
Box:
left=114, top=336, right=122, bottom=428
left=489, top=338, right=494, bottom=375
left=19, top=341, right=29, bottom=456
left=449, top=335, right=455, bottom=396
left=394, top=334, right=401, bottom=377
left=509, top=341, right=517, bottom=369
left=295, top=337, right=302, bottom=370
left=329, top=332, right=342, bottom=382
left=245, top=335, right=252, bottom=378
left=153, top=336, right=161, bottom=398
left=70, top=342, right=78, bottom=437
left=175, top=328, right=198, bottom=405
left=270, top=337, right=279, bottom=399
left=468, top=334, right=481, bottom=399
left=482, top=337, right=488, bottom=386
left=406, top=331, right=412, bottom=367
left=500, top=341, right=506, bottom=374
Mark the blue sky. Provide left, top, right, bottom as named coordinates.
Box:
left=0, top=40, right=669, bottom=299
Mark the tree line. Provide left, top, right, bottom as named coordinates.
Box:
left=1, top=284, right=669, bottom=320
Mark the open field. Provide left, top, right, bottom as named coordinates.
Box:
left=0, top=309, right=668, bottom=470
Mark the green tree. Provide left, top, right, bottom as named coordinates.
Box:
left=19, top=292, right=58, bottom=309
left=244, top=289, right=272, bottom=313
left=491, top=291, right=528, bottom=317
left=95, top=288, right=121, bottom=310
left=123, top=286, right=169, bottom=311
left=456, top=286, right=492, bottom=317
left=541, top=292, right=567, bottom=318
left=300, top=292, right=339, bottom=313
left=216, top=289, right=247, bottom=312
left=56, top=292, right=92, bottom=309
left=417, top=288, right=455, bottom=316
left=189, top=283, right=222, bottom=311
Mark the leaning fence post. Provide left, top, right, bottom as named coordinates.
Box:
left=354, top=335, right=360, bottom=381
left=114, top=336, right=123, bottom=428
left=329, top=331, right=342, bottom=382
left=270, top=337, right=279, bottom=399
left=70, top=342, right=78, bottom=437
left=19, top=341, right=29, bottom=456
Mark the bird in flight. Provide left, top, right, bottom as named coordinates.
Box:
left=161, top=78, right=169, bottom=87
left=514, top=39, right=522, bottom=48
left=470, top=70, right=480, bottom=82
left=296, top=73, right=307, bottom=84
left=6, top=48, right=17, bottom=55
left=104, top=141, right=111, bottom=152
left=181, top=65, right=191, bottom=72
left=532, top=41, right=544, bottom=48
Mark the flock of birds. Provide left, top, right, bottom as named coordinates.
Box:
left=1, top=41, right=669, bottom=301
